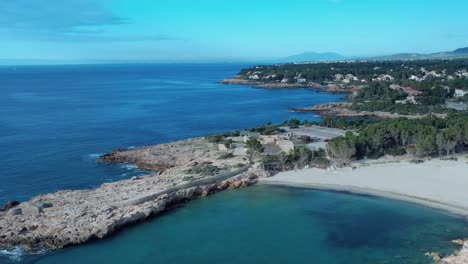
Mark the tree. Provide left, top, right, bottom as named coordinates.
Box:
left=387, top=122, right=401, bottom=147
left=245, top=138, right=264, bottom=161
left=416, top=137, right=434, bottom=157
left=435, top=133, right=446, bottom=156
left=321, top=117, right=333, bottom=127
left=327, top=136, right=356, bottom=167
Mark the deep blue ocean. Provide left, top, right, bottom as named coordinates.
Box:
left=0, top=63, right=340, bottom=203
left=0, top=64, right=467, bottom=264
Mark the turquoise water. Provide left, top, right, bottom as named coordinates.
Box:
left=9, top=186, right=468, bottom=264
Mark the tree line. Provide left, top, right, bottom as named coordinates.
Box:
left=327, top=113, right=468, bottom=166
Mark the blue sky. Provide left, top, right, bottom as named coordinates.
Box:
left=0, top=0, right=467, bottom=63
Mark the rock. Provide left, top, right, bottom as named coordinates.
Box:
left=441, top=241, right=468, bottom=263
left=0, top=137, right=261, bottom=251
left=34, top=202, right=53, bottom=210
left=19, top=202, right=42, bottom=215
left=7, top=207, right=22, bottom=216
left=452, top=239, right=465, bottom=246
left=425, top=252, right=441, bottom=262
left=0, top=201, right=20, bottom=212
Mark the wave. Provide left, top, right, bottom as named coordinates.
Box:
left=119, top=163, right=138, bottom=170
left=0, top=247, right=24, bottom=262
left=87, top=153, right=103, bottom=159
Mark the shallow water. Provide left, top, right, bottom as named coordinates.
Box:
left=8, top=186, right=468, bottom=264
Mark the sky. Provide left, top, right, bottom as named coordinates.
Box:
left=0, top=0, right=467, bottom=63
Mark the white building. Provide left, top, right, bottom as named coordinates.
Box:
left=454, top=89, right=467, bottom=98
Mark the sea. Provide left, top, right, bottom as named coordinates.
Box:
left=0, top=63, right=467, bottom=264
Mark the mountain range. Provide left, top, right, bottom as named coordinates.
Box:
left=277, top=47, right=468, bottom=63
left=276, top=52, right=346, bottom=63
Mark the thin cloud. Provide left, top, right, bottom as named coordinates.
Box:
left=0, top=0, right=171, bottom=42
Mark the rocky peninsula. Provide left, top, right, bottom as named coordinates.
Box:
left=290, top=102, right=448, bottom=119
left=221, top=77, right=362, bottom=94
left=0, top=138, right=263, bottom=251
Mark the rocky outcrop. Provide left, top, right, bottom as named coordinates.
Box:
left=441, top=241, right=468, bottom=264
left=0, top=201, right=20, bottom=212
left=1, top=137, right=264, bottom=251
left=290, top=102, right=352, bottom=115
left=98, top=137, right=223, bottom=172
left=220, top=77, right=260, bottom=85
left=0, top=168, right=258, bottom=251
left=290, top=102, right=445, bottom=119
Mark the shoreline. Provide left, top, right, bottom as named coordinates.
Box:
left=260, top=181, right=468, bottom=217
left=260, top=157, right=468, bottom=217
left=220, top=77, right=359, bottom=94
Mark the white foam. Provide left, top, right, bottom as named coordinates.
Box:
left=119, top=163, right=137, bottom=170
left=0, top=247, right=24, bottom=262
left=127, top=146, right=136, bottom=149
left=87, top=153, right=103, bottom=159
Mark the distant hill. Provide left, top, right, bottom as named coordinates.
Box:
left=373, top=47, right=468, bottom=61
left=452, top=47, right=468, bottom=54
left=276, top=52, right=346, bottom=63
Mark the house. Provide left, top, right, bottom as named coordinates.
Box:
left=345, top=74, right=358, bottom=81
left=259, top=135, right=280, bottom=144
left=389, top=84, right=422, bottom=96
left=409, top=75, right=424, bottom=82
left=281, top=78, right=289, bottom=83
left=218, top=143, right=233, bottom=151
left=454, top=89, right=467, bottom=98
left=249, top=74, right=260, bottom=80
left=395, top=95, right=417, bottom=105
left=372, top=74, right=394, bottom=81
left=334, top=74, right=344, bottom=81
left=242, top=132, right=260, bottom=143
left=297, top=78, right=307, bottom=83
left=276, top=140, right=295, bottom=153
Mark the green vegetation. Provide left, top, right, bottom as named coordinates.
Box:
left=262, top=147, right=329, bottom=173
left=326, top=113, right=468, bottom=166
left=245, top=138, right=264, bottom=161
left=239, top=59, right=468, bottom=88
left=282, top=118, right=301, bottom=129
left=249, top=123, right=280, bottom=135
left=237, top=59, right=468, bottom=116
left=184, top=165, right=221, bottom=176
left=217, top=152, right=234, bottom=160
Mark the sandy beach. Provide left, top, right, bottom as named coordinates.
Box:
left=260, top=157, right=468, bottom=216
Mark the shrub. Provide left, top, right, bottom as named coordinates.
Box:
left=205, top=134, right=224, bottom=143
left=386, top=147, right=406, bottom=156
left=218, top=152, right=234, bottom=160
left=184, top=165, right=221, bottom=176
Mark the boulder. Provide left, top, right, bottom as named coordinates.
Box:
left=425, top=252, right=441, bottom=262
left=0, top=201, right=20, bottom=212
left=452, top=239, right=465, bottom=246
left=7, top=207, right=22, bottom=216
left=20, top=202, right=42, bottom=215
